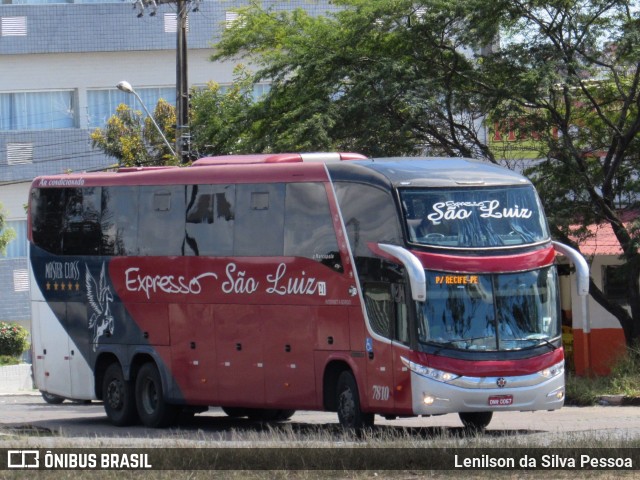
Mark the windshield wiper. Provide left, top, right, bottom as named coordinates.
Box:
left=537, top=338, right=557, bottom=351
left=428, top=340, right=460, bottom=356
left=521, top=335, right=557, bottom=351
left=427, top=336, right=495, bottom=355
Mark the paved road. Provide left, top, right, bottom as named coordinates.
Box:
left=1, top=394, right=639, bottom=446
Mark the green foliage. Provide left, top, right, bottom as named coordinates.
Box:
left=212, top=0, right=496, bottom=157
left=189, top=68, right=262, bottom=156
left=0, top=203, right=16, bottom=257
left=566, top=344, right=640, bottom=405
left=91, top=100, right=179, bottom=167
left=0, top=322, right=29, bottom=358
left=0, top=355, right=21, bottom=367
left=143, top=98, right=179, bottom=165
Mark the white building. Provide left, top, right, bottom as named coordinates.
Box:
left=0, top=0, right=335, bottom=328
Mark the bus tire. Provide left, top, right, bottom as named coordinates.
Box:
left=336, top=371, right=374, bottom=430
left=41, top=391, right=65, bottom=404
left=246, top=409, right=296, bottom=422
left=135, top=362, right=178, bottom=428
left=222, top=407, right=251, bottom=418
left=459, top=411, right=493, bottom=431
left=102, top=363, right=137, bottom=426
left=274, top=409, right=296, bottom=421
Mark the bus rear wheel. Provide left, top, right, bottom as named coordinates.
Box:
left=247, top=409, right=296, bottom=422
left=222, top=407, right=251, bottom=418
left=273, top=409, right=296, bottom=421
left=41, top=391, right=65, bottom=404
left=336, top=371, right=374, bottom=430
left=459, top=411, right=493, bottom=431
left=223, top=408, right=296, bottom=421
left=102, top=363, right=137, bottom=426
left=135, top=362, right=178, bottom=428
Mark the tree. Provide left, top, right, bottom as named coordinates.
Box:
left=211, top=0, right=640, bottom=344
left=90, top=99, right=178, bottom=167
left=91, top=73, right=261, bottom=162
left=212, top=0, right=496, bottom=157
left=477, top=0, right=640, bottom=345
left=189, top=67, right=269, bottom=156
left=0, top=203, right=15, bottom=257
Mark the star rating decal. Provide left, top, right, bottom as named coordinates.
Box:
left=45, top=281, right=81, bottom=292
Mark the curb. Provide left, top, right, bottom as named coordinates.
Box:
left=0, top=390, right=40, bottom=396
left=598, top=395, right=640, bottom=406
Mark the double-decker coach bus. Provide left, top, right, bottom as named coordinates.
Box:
left=28, top=153, right=588, bottom=429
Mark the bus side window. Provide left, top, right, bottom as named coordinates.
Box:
left=363, top=283, right=410, bottom=344
left=284, top=182, right=342, bottom=270
left=392, top=283, right=410, bottom=345
left=363, top=283, right=393, bottom=339
left=234, top=184, right=285, bottom=257
left=185, top=184, right=235, bottom=257
left=101, top=186, right=139, bottom=256
left=62, top=187, right=101, bottom=255
left=333, top=182, right=403, bottom=259
left=138, top=186, right=184, bottom=256
left=31, top=188, right=65, bottom=255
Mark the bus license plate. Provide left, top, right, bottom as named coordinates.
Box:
left=488, top=395, right=513, bottom=406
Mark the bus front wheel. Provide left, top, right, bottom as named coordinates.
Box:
left=459, top=411, right=493, bottom=431
left=102, top=363, right=137, bottom=426
left=336, top=371, right=374, bottom=430
left=135, top=362, right=178, bottom=428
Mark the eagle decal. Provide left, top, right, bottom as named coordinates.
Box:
left=86, top=263, right=114, bottom=351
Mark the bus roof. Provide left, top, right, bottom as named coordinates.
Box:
left=328, top=157, right=533, bottom=188
left=191, top=152, right=367, bottom=166
left=30, top=156, right=530, bottom=190
left=30, top=153, right=368, bottom=189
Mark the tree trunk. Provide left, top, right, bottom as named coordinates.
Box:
left=588, top=279, right=637, bottom=347
left=625, top=261, right=640, bottom=346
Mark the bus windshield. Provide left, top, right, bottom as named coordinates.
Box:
left=418, top=267, right=560, bottom=352
left=401, top=185, right=549, bottom=248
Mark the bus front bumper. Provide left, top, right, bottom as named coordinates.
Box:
left=404, top=358, right=566, bottom=415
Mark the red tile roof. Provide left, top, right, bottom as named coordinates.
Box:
left=574, top=211, right=639, bottom=256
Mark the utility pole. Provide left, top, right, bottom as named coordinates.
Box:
left=175, top=0, right=190, bottom=163
left=134, top=0, right=197, bottom=163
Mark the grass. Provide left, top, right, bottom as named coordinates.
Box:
left=565, top=344, right=640, bottom=405
left=1, top=348, right=639, bottom=479
left=0, top=355, right=21, bottom=366
left=1, top=403, right=639, bottom=480
left=1, top=428, right=639, bottom=480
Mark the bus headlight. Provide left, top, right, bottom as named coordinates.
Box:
left=401, top=356, right=459, bottom=383
left=539, top=361, right=564, bottom=379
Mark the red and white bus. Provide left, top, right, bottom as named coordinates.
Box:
left=28, top=153, right=588, bottom=429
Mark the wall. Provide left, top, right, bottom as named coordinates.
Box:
left=566, top=254, right=628, bottom=376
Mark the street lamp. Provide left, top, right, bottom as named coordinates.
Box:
left=116, top=80, right=178, bottom=160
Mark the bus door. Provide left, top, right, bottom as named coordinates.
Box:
left=32, top=302, right=71, bottom=397
left=362, top=282, right=409, bottom=413
left=32, top=301, right=93, bottom=399
left=389, top=283, right=413, bottom=414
